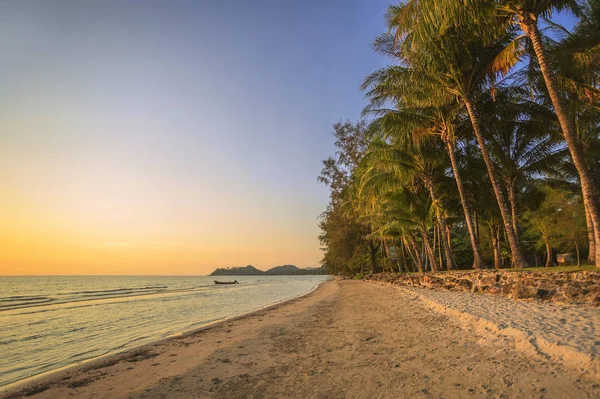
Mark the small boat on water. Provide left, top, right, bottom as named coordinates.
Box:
left=214, top=280, right=239, bottom=285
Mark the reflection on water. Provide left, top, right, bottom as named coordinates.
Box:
left=0, top=275, right=329, bottom=387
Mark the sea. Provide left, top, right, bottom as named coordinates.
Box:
left=0, top=275, right=330, bottom=388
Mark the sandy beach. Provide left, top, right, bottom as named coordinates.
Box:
left=3, top=279, right=600, bottom=399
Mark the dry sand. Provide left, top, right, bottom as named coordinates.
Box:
left=398, top=284, right=600, bottom=376
left=3, top=279, right=600, bottom=399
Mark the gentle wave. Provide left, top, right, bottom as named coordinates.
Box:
left=0, top=275, right=329, bottom=388
left=0, top=285, right=214, bottom=312
left=60, top=285, right=169, bottom=295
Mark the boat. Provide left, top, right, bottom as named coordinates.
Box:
left=214, top=280, right=239, bottom=285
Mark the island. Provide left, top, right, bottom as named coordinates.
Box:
left=210, top=264, right=325, bottom=276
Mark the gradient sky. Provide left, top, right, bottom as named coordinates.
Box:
left=0, top=0, right=390, bottom=275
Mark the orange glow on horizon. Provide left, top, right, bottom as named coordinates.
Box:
left=0, top=178, right=322, bottom=275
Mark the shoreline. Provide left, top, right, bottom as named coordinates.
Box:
left=1, top=277, right=332, bottom=397
left=4, top=279, right=599, bottom=398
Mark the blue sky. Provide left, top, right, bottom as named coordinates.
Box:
left=0, top=0, right=390, bottom=274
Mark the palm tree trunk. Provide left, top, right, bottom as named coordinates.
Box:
left=433, top=220, right=438, bottom=265
left=446, top=140, right=484, bottom=269
left=421, top=237, right=428, bottom=271
left=508, top=182, right=519, bottom=238
left=544, top=233, right=552, bottom=268
left=574, top=238, right=581, bottom=267
left=585, top=203, right=595, bottom=264
left=425, top=177, right=456, bottom=270
left=368, top=240, right=378, bottom=274
left=421, top=230, right=438, bottom=272
left=396, top=239, right=405, bottom=273
left=382, top=238, right=389, bottom=272
left=464, top=97, right=528, bottom=268
left=446, top=225, right=453, bottom=260
left=437, top=223, right=444, bottom=270
left=408, top=236, right=424, bottom=273
left=403, top=238, right=413, bottom=272
left=491, top=224, right=502, bottom=269
left=497, top=225, right=504, bottom=268
left=523, top=19, right=600, bottom=268
left=474, top=209, right=480, bottom=244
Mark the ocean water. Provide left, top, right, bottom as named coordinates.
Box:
left=0, top=275, right=329, bottom=388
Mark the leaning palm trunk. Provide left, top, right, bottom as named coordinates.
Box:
left=398, top=238, right=410, bottom=272
left=368, top=240, right=378, bottom=274
left=585, top=205, right=595, bottom=264
left=437, top=223, right=444, bottom=269
left=382, top=238, right=390, bottom=272
left=491, top=224, right=502, bottom=269
left=543, top=233, right=552, bottom=268
left=446, top=225, right=453, bottom=260
left=426, top=182, right=455, bottom=270
left=522, top=18, right=600, bottom=268
left=396, top=239, right=406, bottom=273
left=446, top=139, right=485, bottom=269
left=507, top=182, right=519, bottom=238
left=421, top=230, right=438, bottom=272
left=464, top=98, right=528, bottom=268
left=432, top=221, right=438, bottom=266
left=407, top=236, right=424, bottom=272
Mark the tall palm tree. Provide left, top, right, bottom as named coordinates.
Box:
left=380, top=3, right=529, bottom=267
left=362, top=63, right=485, bottom=268
left=550, top=3, right=600, bottom=263
left=503, top=0, right=600, bottom=267
left=479, top=88, right=569, bottom=237
left=435, top=0, right=600, bottom=266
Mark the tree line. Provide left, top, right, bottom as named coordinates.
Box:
left=319, top=0, right=599, bottom=276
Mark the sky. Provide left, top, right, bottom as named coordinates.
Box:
left=0, top=0, right=390, bottom=275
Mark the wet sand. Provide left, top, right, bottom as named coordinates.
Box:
left=3, top=279, right=600, bottom=398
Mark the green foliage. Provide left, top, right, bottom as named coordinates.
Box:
left=523, top=185, right=587, bottom=262
left=353, top=272, right=366, bottom=280
left=318, top=1, right=599, bottom=274
left=318, top=121, right=381, bottom=276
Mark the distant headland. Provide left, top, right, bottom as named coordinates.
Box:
left=210, top=264, right=325, bottom=276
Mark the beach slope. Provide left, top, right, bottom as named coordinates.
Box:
left=4, top=279, right=600, bottom=398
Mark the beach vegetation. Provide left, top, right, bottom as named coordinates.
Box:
left=319, top=0, right=600, bottom=275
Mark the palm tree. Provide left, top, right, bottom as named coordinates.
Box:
left=382, top=188, right=439, bottom=272
left=550, top=3, right=600, bottom=263
left=380, top=3, right=529, bottom=267
left=479, top=88, right=569, bottom=237
left=360, top=138, right=456, bottom=270
left=505, top=0, right=600, bottom=268
left=457, top=134, right=507, bottom=268
left=438, top=0, right=600, bottom=266
left=351, top=136, right=443, bottom=272
left=362, top=63, right=485, bottom=269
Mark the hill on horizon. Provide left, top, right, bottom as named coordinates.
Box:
left=210, top=264, right=324, bottom=276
